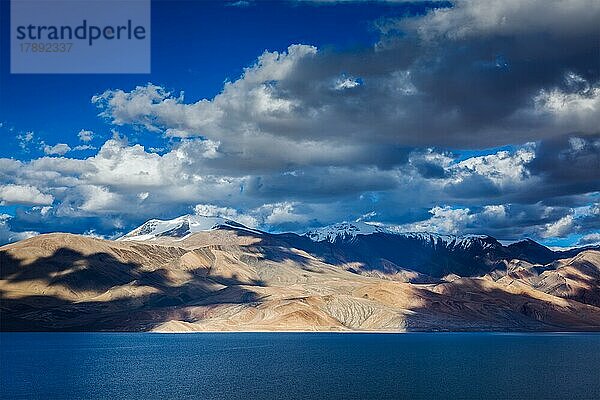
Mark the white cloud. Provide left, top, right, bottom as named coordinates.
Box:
left=406, top=0, right=600, bottom=40
left=0, top=184, right=54, bottom=205
left=452, top=147, right=535, bottom=188
left=259, top=202, right=308, bottom=225
left=77, top=185, right=123, bottom=213
left=73, top=145, right=96, bottom=151
left=334, top=75, right=361, bottom=90
left=16, top=131, right=34, bottom=150
left=86, top=139, right=167, bottom=187
left=78, top=129, right=95, bottom=142
left=386, top=203, right=557, bottom=239
left=0, top=130, right=595, bottom=243
left=193, top=201, right=308, bottom=228
left=194, top=204, right=258, bottom=228
left=43, top=143, right=71, bottom=156
left=92, top=45, right=317, bottom=142
left=81, top=229, right=107, bottom=240
left=92, top=84, right=177, bottom=132
left=533, top=81, right=600, bottom=133
left=33, top=205, right=53, bottom=216
left=90, top=9, right=599, bottom=166
left=482, top=204, right=506, bottom=219
left=2, top=1, right=598, bottom=243
left=0, top=214, right=38, bottom=245
left=0, top=134, right=592, bottom=239
left=541, top=214, right=575, bottom=238
left=395, top=206, right=474, bottom=235
left=578, top=232, right=600, bottom=245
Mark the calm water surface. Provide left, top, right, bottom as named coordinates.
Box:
left=1, top=332, right=599, bottom=399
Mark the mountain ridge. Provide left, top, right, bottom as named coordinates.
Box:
left=118, top=214, right=262, bottom=242
left=119, top=214, right=598, bottom=255
left=2, top=215, right=599, bottom=332
left=2, top=231, right=599, bottom=332
left=117, top=215, right=598, bottom=279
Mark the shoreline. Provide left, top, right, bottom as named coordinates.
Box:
left=2, top=329, right=600, bottom=334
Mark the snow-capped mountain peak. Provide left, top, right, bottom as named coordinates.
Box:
left=304, top=221, right=496, bottom=249
left=118, top=214, right=260, bottom=241
left=304, top=221, right=387, bottom=242
left=395, top=232, right=497, bottom=250
left=121, top=214, right=498, bottom=252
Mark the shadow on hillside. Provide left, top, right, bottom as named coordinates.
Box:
left=270, top=231, right=508, bottom=279
left=0, top=247, right=265, bottom=332
left=2, top=230, right=599, bottom=332
left=194, top=229, right=600, bottom=331
left=205, top=226, right=505, bottom=279
left=400, top=278, right=600, bottom=332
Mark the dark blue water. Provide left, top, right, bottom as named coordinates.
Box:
left=1, top=332, right=599, bottom=400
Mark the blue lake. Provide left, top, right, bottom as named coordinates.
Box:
left=1, top=332, right=599, bottom=399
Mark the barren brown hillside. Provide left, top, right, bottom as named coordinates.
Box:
left=1, top=231, right=600, bottom=332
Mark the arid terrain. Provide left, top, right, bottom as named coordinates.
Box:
left=1, top=220, right=599, bottom=332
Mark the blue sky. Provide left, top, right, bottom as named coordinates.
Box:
left=0, top=0, right=598, bottom=247
left=1, top=0, right=436, bottom=160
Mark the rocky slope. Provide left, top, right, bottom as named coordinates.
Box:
left=119, top=216, right=599, bottom=279
left=2, top=221, right=600, bottom=332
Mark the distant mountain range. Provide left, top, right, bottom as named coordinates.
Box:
left=119, top=215, right=598, bottom=279
left=2, top=214, right=599, bottom=332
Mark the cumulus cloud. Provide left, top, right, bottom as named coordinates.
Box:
left=446, top=147, right=536, bottom=200
left=382, top=202, right=597, bottom=241
left=258, top=202, right=309, bottom=226
left=78, top=129, right=95, bottom=142
left=94, top=0, right=599, bottom=152
left=0, top=133, right=596, bottom=242
left=193, top=202, right=308, bottom=229
left=532, top=79, right=600, bottom=134
left=393, top=206, right=474, bottom=235
left=72, top=145, right=96, bottom=151
left=1, top=0, right=599, bottom=243
left=578, top=232, right=600, bottom=246
left=0, top=214, right=38, bottom=245
left=42, top=143, right=71, bottom=156
left=0, top=184, right=54, bottom=206
left=402, top=0, right=600, bottom=40
left=194, top=204, right=259, bottom=228
left=541, top=214, right=575, bottom=238
left=77, top=185, right=124, bottom=213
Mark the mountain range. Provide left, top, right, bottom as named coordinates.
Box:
left=1, top=214, right=599, bottom=332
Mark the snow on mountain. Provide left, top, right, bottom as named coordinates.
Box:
left=304, top=221, right=494, bottom=249
left=304, top=221, right=388, bottom=242
left=118, top=214, right=261, bottom=241
left=121, top=214, right=497, bottom=252
left=393, top=232, right=496, bottom=250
